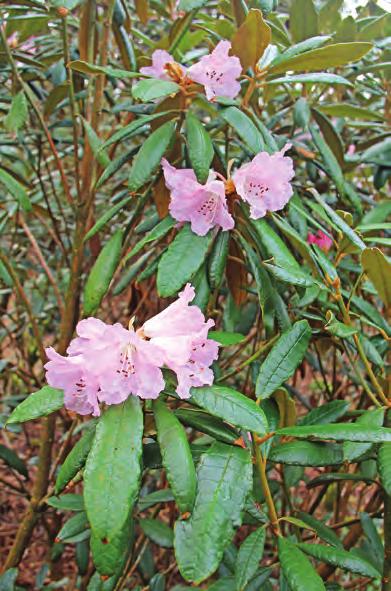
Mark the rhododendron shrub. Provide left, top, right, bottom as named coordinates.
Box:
left=1, top=1, right=390, bottom=590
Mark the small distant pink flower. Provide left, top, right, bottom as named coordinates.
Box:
left=307, top=230, right=333, bottom=252
left=187, top=40, right=242, bottom=101
left=140, top=49, right=183, bottom=81
left=232, top=145, right=294, bottom=219
left=143, top=284, right=219, bottom=399
left=161, top=158, right=234, bottom=236
left=347, top=144, right=356, bottom=156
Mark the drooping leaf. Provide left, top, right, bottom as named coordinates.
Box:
left=221, top=107, right=264, bottom=154
left=235, top=527, right=266, bottom=591
left=174, top=442, right=252, bottom=583
left=55, top=426, right=96, bottom=494
left=278, top=537, right=326, bottom=591
left=186, top=112, right=214, bottom=183
left=289, top=0, right=318, bottom=42
left=277, top=423, right=391, bottom=442
left=298, top=543, right=381, bottom=578
left=4, top=92, right=28, bottom=132
left=7, top=386, right=64, bottom=424
left=361, top=247, right=391, bottom=309
left=84, top=398, right=143, bottom=541
left=269, top=440, right=343, bottom=466
left=0, top=168, right=31, bottom=212
left=268, top=73, right=352, bottom=86
left=132, top=79, right=180, bottom=102
left=68, top=60, right=139, bottom=78
left=231, top=9, right=271, bottom=70
left=175, top=408, right=239, bottom=444
left=256, top=320, right=311, bottom=399
left=140, top=518, right=174, bottom=548
left=0, top=444, right=28, bottom=478
left=378, top=442, right=391, bottom=495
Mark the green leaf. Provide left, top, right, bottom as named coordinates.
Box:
left=81, top=117, right=110, bottom=168
left=100, top=112, right=173, bottom=151
left=125, top=215, right=176, bottom=261
left=132, top=79, right=180, bottom=102
left=0, top=444, right=28, bottom=478
left=186, top=112, right=214, bottom=183
left=250, top=218, right=300, bottom=270
left=190, top=385, right=268, bottom=435
left=208, top=331, right=244, bottom=346
left=7, top=386, right=64, bottom=424
left=84, top=197, right=132, bottom=242
left=0, top=168, right=31, bottom=212
left=90, top=520, right=132, bottom=576
left=231, top=9, right=271, bottom=70
left=113, top=251, right=153, bottom=295
left=84, top=397, right=143, bottom=541
left=310, top=123, right=345, bottom=195
left=4, top=92, right=28, bottom=132
left=361, top=247, right=391, bottom=309
left=298, top=543, right=381, bottom=578
left=324, top=310, right=357, bottom=338
left=55, top=426, right=96, bottom=494
left=138, top=489, right=175, bottom=511
left=96, top=147, right=137, bottom=189
left=378, top=442, right=391, bottom=495
left=268, top=42, right=372, bottom=75
left=128, top=120, right=176, bottom=192
left=57, top=511, right=89, bottom=542
left=268, top=73, right=352, bottom=86
left=178, top=0, right=208, bottom=9
left=221, top=107, right=264, bottom=154
left=299, top=400, right=349, bottom=426
left=262, top=262, right=316, bottom=287
left=269, top=440, right=343, bottom=466
left=296, top=512, right=343, bottom=548
left=47, top=494, right=84, bottom=511
left=319, top=104, right=384, bottom=121
left=140, top=518, right=174, bottom=548
left=68, top=60, right=139, bottom=78
left=256, top=320, right=311, bottom=399
left=157, top=224, right=212, bottom=297
left=277, top=423, right=391, bottom=442
left=343, top=408, right=384, bottom=461
left=175, top=408, right=239, bottom=444
left=0, top=568, right=17, bottom=591
left=278, top=537, right=326, bottom=591
left=208, top=231, right=230, bottom=289
left=290, top=0, right=318, bottom=42
left=307, top=473, right=375, bottom=489
left=235, top=528, right=266, bottom=591
left=83, top=229, right=123, bottom=315
left=174, top=442, right=252, bottom=583
left=153, top=400, right=196, bottom=513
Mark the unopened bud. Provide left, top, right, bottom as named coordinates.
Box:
left=56, top=6, right=69, bottom=17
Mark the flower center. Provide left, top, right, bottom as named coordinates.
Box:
left=197, top=193, right=218, bottom=221
left=246, top=180, right=269, bottom=199
left=206, top=68, right=223, bottom=83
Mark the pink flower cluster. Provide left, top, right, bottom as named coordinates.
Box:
left=307, top=229, right=333, bottom=252
left=45, top=285, right=218, bottom=416
left=140, top=41, right=242, bottom=101
left=162, top=145, right=294, bottom=236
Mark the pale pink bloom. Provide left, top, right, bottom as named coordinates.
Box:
left=307, top=230, right=333, bottom=252
left=347, top=144, right=356, bottom=156
left=45, top=318, right=165, bottom=416
left=187, top=40, right=242, bottom=101
left=143, top=284, right=219, bottom=399
left=161, top=158, right=234, bottom=236
left=232, top=144, right=294, bottom=219
left=140, top=49, right=182, bottom=81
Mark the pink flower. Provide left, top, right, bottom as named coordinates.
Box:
left=143, top=284, right=219, bottom=399
left=140, top=49, right=183, bottom=81
left=307, top=230, right=333, bottom=252
left=187, top=40, right=242, bottom=101
left=45, top=318, right=165, bottom=416
left=161, top=158, right=234, bottom=236
left=232, top=144, right=294, bottom=219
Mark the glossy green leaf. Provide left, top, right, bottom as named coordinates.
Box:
left=235, top=527, right=266, bottom=591
left=81, top=117, right=110, bottom=168
left=319, top=103, right=384, bottom=121
left=84, top=197, right=132, bottom=242
left=238, top=235, right=275, bottom=321
left=140, top=518, right=174, bottom=548
left=68, top=60, right=139, bottom=78
left=221, top=107, right=264, bottom=154
left=175, top=408, right=239, bottom=444
left=0, top=444, right=28, bottom=478
left=190, top=385, right=268, bottom=435
left=125, top=215, right=176, bottom=261
left=299, top=400, right=350, bottom=426
left=296, top=512, right=342, bottom=548
left=57, top=511, right=89, bottom=542
left=174, top=442, right=252, bottom=583
left=0, top=168, right=31, bottom=212
left=256, top=320, right=311, bottom=399
left=343, top=408, right=384, bottom=461
left=263, top=262, right=316, bottom=287
left=208, top=331, right=244, bottom=346
left=208, top=231, right=229, bottom=289
left=4, top=92, right=28, bottom=132
left=128, top=120, right=176, bottom=192
left=100, top=112, right=173, bottom=151
left=83, top=229, right=123, bottom=315
left=290, top=0, right=318, bottom=42
left=157, top=224, right=212, bottom=297
left=310, top=123, right=345, bottom=195
left=47, top=494, right=85, bottom=512
left=90, top=520, right=132, bottom=576
left=269, top=440, right=343, bottom=466
left=277, top=423, right=391, bottom=442
left=7, top=386, right=64, bottom=424
left=84, top=398, right=143, bottom=541
left=298, top=543, right=381, bottom=578
left=361, top=247, right=391, bottom=309
left=55, top=426, right=96, bottom=494
left=378, top=442, right=391, bottom=495
left=268, top=72, right=351, bottom=85
left=278, top=537, right=326, bottom=591
left=186, top=112, right=214, bottom=183
left=153, top=400, right=196, bottom=513
left=250, top=218, right=300, bottom=270
left=132, top=79, right=180, bottom=102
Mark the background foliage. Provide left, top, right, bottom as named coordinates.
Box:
left=0, top=0, right=390, bottom=589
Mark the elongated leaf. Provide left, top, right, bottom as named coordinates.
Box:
left=310, top=123, right=345, bottom=195
left=5, top=92, right=28, bottom=132
left=221, top=107, right=263, bottom=154
left=57, top=512, right=89, bottom=542
left=378, top=442, right=391, bottom=495
left=90, top=520, right=132, bottom=576
left=153, top=400, right=196, bottom=513
left=263, top=263, right=316, bottom=287
left=186, top=112, right=214, bottom=183
left=361, top=247, right=391, bottom=309
left=100, top=112, right=172, bottom=151
left=290, top=0, right=318, bottom=42
left=174, top=442, right=252, bottom=583
left=0, top=168, right=31, bottom=212
left=132, top=79, right=180, bottom=102
left=250, top=219, right=300, bottom=270
left=140, top=518, right=174, bottom=548
left=55, top=426, right=96, bottom=494
left=238, top=235, right=275, bottom=321
left=306, top=473, right=375, bottom=489
left=343, top=408, right=384, bottom=461
left=277, top=423, right=391, bottom=442
left=175, top=408, right=239, bottom=444
left=48, top=494, right=84, bottom=512
left=68, top=60, right=139, bottom=78
left=319, top=104, right=384, bottom=121
left=83, top=229, right=123, bottom=315
left=128, top=120, right=176, bottom=192
left=138, top=489, right=175, bottom=511
left=231, top=9, right=271, bottom=70
left=84, top=397, right=143, bottom=541
left=0, top=444, right=28, bottom=478
left=268, top=72, right=352, bottom=86
left=256, top=320, right=311, bottom=399
left=235, top=528, right=266, bottom=591
left=296, top=512, right=342, bottom=548
left=278, top=537, right=326, bottom=591
left=269, top=440, right=343, bottom=466
left=190, top=385, right=268, bottom=435
left=125, top=215, right=175, bottom=261
left=96, top=147, right=138, bottom=189
left=298, top=543, right=381, bottom=578
left=84, top=197, right=132, bottom=241
left=208, top=231, right=229, bottom=289
left=157, top=224, right=212, bottom=297
left=81, top=117, right=110, bottom=168
left=7, top=386, right=64, bottom=424
left=299, top=400, right=349, bottom=425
